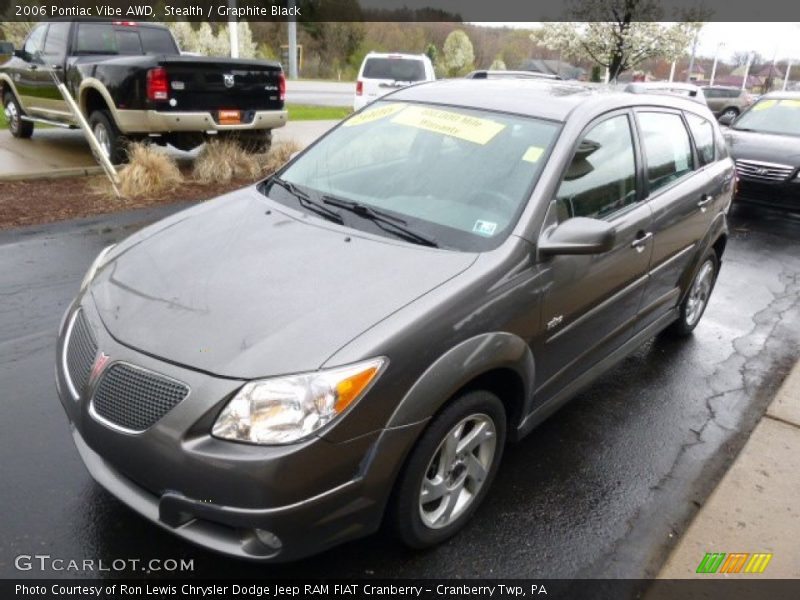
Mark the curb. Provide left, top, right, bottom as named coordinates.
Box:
left=0, top=165, right=106, bottom=182
left=654, top=358, right=800, bottom=580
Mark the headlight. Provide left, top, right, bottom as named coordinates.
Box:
left=80, top=244, right=116, bottom=292
left=212, top=358, right=385, bottom=445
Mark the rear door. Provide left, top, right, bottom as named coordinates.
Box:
left=360, top=56, right=427, bottom=105
left=634, top=109, right=715, bottom=331
left=535, top=111, right=654, bottom=398
left=704, top=88, right=723, bottom=114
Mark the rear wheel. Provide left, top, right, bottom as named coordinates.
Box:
left=3, top=92, right=33, bottom=138
left=720, top=107, right=739, bottom=122
left=88, top=110, right=127, bottom=164
left=389, top=390, right=506, bottom=548
left=667, top=250, right=719, bottom=337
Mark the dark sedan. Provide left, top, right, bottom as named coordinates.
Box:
left=723, top=92, right=800, bottom=211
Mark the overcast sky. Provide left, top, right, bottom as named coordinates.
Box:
left=473, top=22, right=800, bottom=63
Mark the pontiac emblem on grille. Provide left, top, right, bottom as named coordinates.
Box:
left=223, top=73, right=235, bottom=88
left=756, top=167, right=769, bottom=176
left=89, top=352, right=110, bottom=385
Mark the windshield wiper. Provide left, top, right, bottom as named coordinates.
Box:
left=322, top=195, right=438, bottom=247
left=271, top=177, right=343, bottom=224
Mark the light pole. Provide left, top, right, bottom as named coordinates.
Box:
left=709, top=42, right=724, bottom=86
left=228, top=0, right=239, bottom=58
left=288, top=0, right=298, bottom=79
left=784, top=60, right=793, bottom=91
left=686, top=27, right=700, bottom=82
left=669, top=60, right=676, bottom=82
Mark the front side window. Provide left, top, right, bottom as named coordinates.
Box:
left=555, top=114, right=637, bottom=221
left=685, top=113, right=715, bottom=166
left=42, top=22, right=70, bottom=63
left=23, top=24, right=47, bottom=58
left=272, top=101, right=560, bottom=251
left=638, top=112, right=694, bottom=193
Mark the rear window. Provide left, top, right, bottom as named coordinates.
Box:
left=75, top=23, right=177, bottom=56
left=685, top=113, right=715, bottom=166
left=362, top=58, right=426, bottom=82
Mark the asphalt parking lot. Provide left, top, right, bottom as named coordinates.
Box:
left=0, top=200, right=798, bottom=582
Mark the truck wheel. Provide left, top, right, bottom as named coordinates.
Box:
left=4, top=92, right=33, bottom=138
left=388, top=390, right=506, bottom=549
left=667, top=249, right=720, bottom=337
left=220, top=130, right=272, bottom=154
left=88, top=110, right=127, bottom=164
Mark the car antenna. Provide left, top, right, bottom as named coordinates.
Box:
left=21, top=22, right=121, bottom=198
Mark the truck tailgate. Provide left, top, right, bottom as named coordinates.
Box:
left=157, top=57, right=283, bottom=112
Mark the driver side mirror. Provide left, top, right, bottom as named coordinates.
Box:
left=0, top=41, right=13, bottom=56
left=718, top=113, right=735, bottom=126
left=539, top=217, right=616, bottom=256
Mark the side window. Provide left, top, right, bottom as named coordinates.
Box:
left=42, top=22, right=70, bottom=64
left=638, top=112, right=694, bottom=193
left=555, top=114, right=637, bottom=221
left=23, top=24, right=47, bottom=59
left=685, top=113, right=715, bottom=166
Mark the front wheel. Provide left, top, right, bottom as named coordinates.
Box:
left=720, top=108, right=739, bottom=122
left=389, top=390, right=506, bottom=548
left=4, top=92, right=33, bottom=138
left=667, top=250, right=719, bottom=337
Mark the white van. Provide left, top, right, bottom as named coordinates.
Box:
left=354, top=52, right=435, bottom=111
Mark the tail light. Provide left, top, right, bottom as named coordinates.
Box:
left=356, top=80, right=363, bottom=96
left=146, top=67, right=169, bottom=101
left=278, top=71, right=286, bottom=102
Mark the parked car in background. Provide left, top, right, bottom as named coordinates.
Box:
left=0, top=20, right=286, bottom=163
left=702, top=86, right=753, bottom=122
left=354, top=52, right=434, bottom=111
left=723, top=92, right=800, bottom=211
left=465, top=70, right=561, bottom=80
left=58, top=79, right=733, bottom=562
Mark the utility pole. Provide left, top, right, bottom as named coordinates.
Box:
left=669, top=60, right=676, bottom=82
left=228, top=0, right=239, bottom=58
left=685, top=27, right=700, bottom=82
left=741, top=52, right=753, bottom=92
left=784, top=60, right=793, bottom=91
left=710, top=42, right=724, bottom=86
left=288, top=0, right=298, bottom=79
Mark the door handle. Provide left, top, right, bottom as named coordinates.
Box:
left=697, top=194, right=713, bottom=212
left=631, top=231, right=653, bottom=252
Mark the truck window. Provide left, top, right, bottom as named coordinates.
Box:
left=42, top=22, right=71, bottom=63
left=139, top=27, right=178, bottom=55
left=23, top=23, right=47, bottom=58
left=363, top=58, right=426, bottom=81
left=75, top=23, right=177, bottom=56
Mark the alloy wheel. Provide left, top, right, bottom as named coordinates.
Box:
left=685, top=260, right=715, bottom=327
left=93, top=122, right=111, bottom=159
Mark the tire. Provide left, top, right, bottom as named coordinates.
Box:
left=88, top=110, right=127, bottom=164
left=3, top=92, right=33, bottom=138
left=388, top=390, right=506, bottom=549
left=667, top=249, right=719, bottom=337
left=720, top=107, right=739, bottom=122
left=220, top=130, right=272, bottom=154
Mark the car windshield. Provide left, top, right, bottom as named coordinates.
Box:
left=733, top=98, right=800, bottom=136
left=270, top=101, right=560, bottom=251
left=363, top=58, right=426, bottom=81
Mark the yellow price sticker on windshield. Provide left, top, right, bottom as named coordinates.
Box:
left=752, top=100, right=777, bottom=111
left=391, top=105, right=506, bottom=145
left=522, top=146, right=544, bottom=163
left=343, top=103, right=406, bottom=127
left=780, top=99, right=800, bottom=108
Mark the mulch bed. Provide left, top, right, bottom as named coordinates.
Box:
left=0, top=172, right=257, bottom=230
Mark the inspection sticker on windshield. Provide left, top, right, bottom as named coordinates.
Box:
left=343, top=103, right=406, bottom=127
left=391, top=105, right=506, bottom=144
left=752, top=100, right=778, bottom=111
left=522, top=146, right=545, bottom=163
left=780, top=99, right=800, bottom=108
left=473, top=220, right=498, bottom=236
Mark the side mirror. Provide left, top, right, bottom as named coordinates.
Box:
left=718, top=113, right=735, bottom=126
left=0, top=41, right=13, bottom=55
left=539, top=217, right=616, bottom=256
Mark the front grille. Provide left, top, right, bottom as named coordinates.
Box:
left=65, top=310, right=98, bottom=397
left=92, top=364, right=189, bottom=432
left=735, top=159, right=795, bottom=182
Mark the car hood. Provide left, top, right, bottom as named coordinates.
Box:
left=90, top=188, right=477, bottom=379
left=725, top=128, right=800, bottom=166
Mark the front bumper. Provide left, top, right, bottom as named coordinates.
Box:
left=115, top=109, right=288, bottom=134
left=736, top=178, right=800, bottom=211
left=55, top=298, right=425, bottom=562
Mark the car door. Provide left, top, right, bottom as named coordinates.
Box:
left=704, top=88, right=721, bottom=114
left=535, top=111, right=654, bottom=399
left=31, top=21, right=71, bottom=120
left=634, top=109, right=717, bottom=331
left=13, top=23, right=48, bottom=112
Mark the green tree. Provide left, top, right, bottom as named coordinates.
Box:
left=425, top=43, right=438, bottom=66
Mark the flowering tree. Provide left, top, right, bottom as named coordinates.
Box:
left=539, top=0, right=696, bottom=81
left=442, top=30, right=475, bottom=76
left=168, top=21, right=257, bottom=59
left=490, top=58, right=507, bottom=71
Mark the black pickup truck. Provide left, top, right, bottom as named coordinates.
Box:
left=0, top=21, right=287, bottom=162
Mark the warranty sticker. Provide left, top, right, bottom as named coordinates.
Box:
left=343, top=103, right=406, bottom=127
left=473, top=220, right=498, bottom=236
left=522, top=146, right=545, bottom=163
left=392, top=105, right=506, bottom=145
left=752, top=99, right=777, bottom=111
left=780, top=99, right=800, bottom=108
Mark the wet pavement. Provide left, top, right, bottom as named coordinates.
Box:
left=0, top=201, right=798, bottom=582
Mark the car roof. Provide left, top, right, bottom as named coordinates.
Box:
left=761, top=91, right=800, bottom=100
left=388, top=79, right=710, bottom=122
